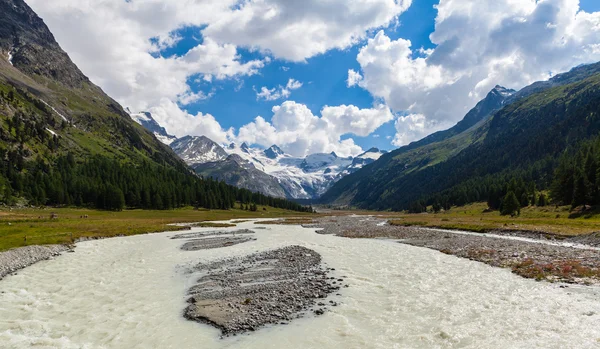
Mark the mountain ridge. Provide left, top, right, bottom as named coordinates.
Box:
left=320, top=61, right=600, bottom=210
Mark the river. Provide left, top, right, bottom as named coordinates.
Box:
left=1, top=220, right=600, bottom=348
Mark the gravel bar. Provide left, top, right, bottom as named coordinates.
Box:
left=184, top=245, right=343, bottom=336
left=0, top=245, right=70, bottom=280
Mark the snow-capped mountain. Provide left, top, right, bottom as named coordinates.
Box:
left=192, top=154, right=287, bottom=198
left=171, top=136, right=228, bottom=164
left=264, top=145, right=285, bottom=159
left=349, top=148, right=387, bottom=170
left=128, top=111, right=387, bottom=199
left=194, top=141, right=386, bottom=199
left=127, top=109, right=177, bottom=145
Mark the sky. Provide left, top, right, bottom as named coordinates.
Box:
left=25, top=0, right=600, bottom=157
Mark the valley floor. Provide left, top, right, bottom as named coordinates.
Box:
left=296, top=208, right=600, bottom=285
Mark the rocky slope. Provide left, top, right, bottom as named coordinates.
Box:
left=192, top=154, right=288, bottom=198
left=0, top=0, right=186, bottom=170
left=171, top=135, right=227, bottom=164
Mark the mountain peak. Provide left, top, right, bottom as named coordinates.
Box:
left=241, top=142, right=250, bottom=152
left=264, top=145, right=285, bottom=159
left=490, top=85, right=516, bottom=98
left=128, top=110, right=177, bottom=145
left=170, top=135, right=228, bottom=166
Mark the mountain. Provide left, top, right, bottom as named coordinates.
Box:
left=170, top=135, right=228, bottom=164
left=128, top=110, right=177, bottom=145
left=321, top=62, right=600, bottom=210
left=349, top=148, right=387, bottom=171
left=0, top=0, right=309, bottom=213
left=192, top=154, right=287, bottom=198
left=400, top=85, right=516, bottom=152
left=0, top=0, right=181, bottom=167
left=264, top=145, right=284, bottom=159
left=165, top=133, right=387, bottom=199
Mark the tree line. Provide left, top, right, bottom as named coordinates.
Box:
left=0, top=153, right=313, bottom=212
left=408, top=136, right=600, bottom=216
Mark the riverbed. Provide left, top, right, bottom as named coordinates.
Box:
left=1, top=220, right=600, bottom=348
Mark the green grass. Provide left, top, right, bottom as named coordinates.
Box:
left=0, top=206, right=312, bottom=252
left=387, top=202, right=600, bottom=236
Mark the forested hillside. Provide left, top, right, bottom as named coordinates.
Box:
left=321, top=62, right=600, bottom=212
left=0, top=0, right=310, bottom=213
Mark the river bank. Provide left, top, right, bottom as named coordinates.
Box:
left=0, top=244, right=70, bottom=280
left=300, top=215, right=600, bottom=285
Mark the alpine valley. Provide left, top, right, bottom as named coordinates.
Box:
left=127, top=111, right=387, bottom=199
left=0, top=0, right=309, bottom=213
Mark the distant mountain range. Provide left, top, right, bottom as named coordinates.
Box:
left=127, top=112, right=387, bottom=199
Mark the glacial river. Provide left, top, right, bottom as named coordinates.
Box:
left=1, top=220, right=600, bottom=348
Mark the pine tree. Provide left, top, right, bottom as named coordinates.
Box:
left=571, top=168, right=591, bottom=209
left=520, top=192, right=530, bottom=207
left=537, top=193, right=548, bottom=207
left=501, top=191, right=520, bottom=216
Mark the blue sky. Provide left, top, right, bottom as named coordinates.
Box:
left=156, top=0, right=600, bottom=152
left=156, top=0, right=438, bottom=152
left=30, top=0, right=600, bottom=156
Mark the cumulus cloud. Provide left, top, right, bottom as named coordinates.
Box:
left=148, top=99, right=234, bottom=144
left=237, top=102, right=393, bottom=157
left=392, top=114, right=439, bottom=147
left=351, top=0, right=600, bottom=146
left=347, top=69, right=363, bottom=87
left=24, top=0, right=415, bottom=106
left=203, top=0, right=412, bottom=62
left=256, top=79, right=303, bottom=101
left=26, top=0, right=264, bottom=112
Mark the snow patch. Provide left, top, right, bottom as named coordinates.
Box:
left=45, top=128, right=57, bottom=136
left=130, top=112, right=151, bottom=124
left=7, top=49, right=13, bottom=66
left=40, top=100, right=69, bottom=122
left=357, top=151, right=382, bottom=161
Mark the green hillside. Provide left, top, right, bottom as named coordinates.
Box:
left=321, top=62, right=600, bottom=211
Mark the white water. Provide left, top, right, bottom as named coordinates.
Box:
left=1, top=221, right=600, bottom=348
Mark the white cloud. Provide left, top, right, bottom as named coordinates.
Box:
left=351, top=0, right=600, bottom=146
left=25, top=0, right=410, bottom=156
left=203, top=0, right=413, bottom=62
left=148, top=99, right=234, bottom=144
left=392, top=114, right=441, bottom=147
left=347, top=69, right=363, bottom=87
left=256, top=79, right=303, bottom=101
left=237, top=101, right=393, bottom=157
left=26, top=0, right=264, bottom=113
left=178, top=91, right=214, bottom=106
left=26, top=0, right=413, bottom=110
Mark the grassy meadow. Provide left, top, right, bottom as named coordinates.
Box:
left=0, top=206, right=312, bottom=252
left=385, top=202, right=600, bottom=236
